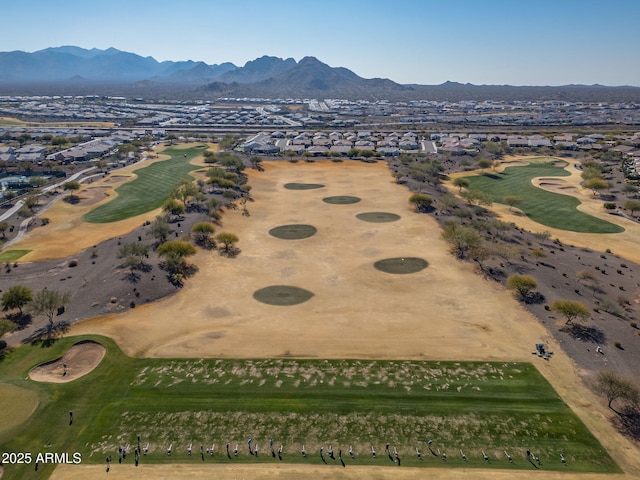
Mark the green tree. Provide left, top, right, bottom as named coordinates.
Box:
left=534, top=230, right=551, bottom=246
left=218, top=134, right=240, bottom=150
left=461, top=189, right=493, bottom=206
left=594, top=370, right=640, bottom=414
left=581, top=166, right=604, bottom=181
left=1, top=285, right=33, bottom=315
left=215, top=232, right=239, bottom=254
left=503, top=195, right=523, bottom=211
left=438, top=192, right=458, bottom=213
left=24, top=194, right=38, bottom=209
left=17, top=133, right=32, bottom=146
left=484, top=141, right=503, bottom=158
left=171, top=180, right=198, bottom=206
left=506, top=275, right=537, bottom=301
left=157, top=240, right=196, bottom=259
left=63, top=181, right=81, bottom=202
left=3, top=190, right=16, bottom=203
left=550, top=300, right=590, bottom=325
left=409, top=193, right=433, bottom=212
left=452, top=176, right=470, bottom=192
left=624, top=200, right=640, bottom=216
left=441, top=223, right=483, bottom=259
left=576, top=269, right=596, bottom=284
left=249, top=156, right=263, bottom=170
left=118, top=243, right=150, bottom=269
left=147, top=216, right=170, bottom=243
left=28, top=176, right=47, bottom=188
left=217, top=154, right=245, bottom=173
left=477, top=158, right=492, bottom=172
left=30, top=289, right=71, bottom=328
left=162, top=198, right=186, bottom=219
left=191, top=222, right=216, bottom=248
left=493, top=243, right=521, bottom=264
left=157, top=241, right=197, bottom=284
left=583, top=177, right=610, bottom=196
left=0, top=221, right=9, bottom=238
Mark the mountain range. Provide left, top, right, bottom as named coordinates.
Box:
left=1, top=46, right=639, bottom=102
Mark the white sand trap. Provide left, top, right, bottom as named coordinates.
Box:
left=29, top=341, right=106, bottom=383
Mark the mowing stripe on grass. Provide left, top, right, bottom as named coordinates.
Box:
left=0, top=336, right=619, bottom=477
left=0, top=250, right=31, bottom=262
left=462, top=161, right=624, bottom=233
left=82, top=146, right=204, bottom=223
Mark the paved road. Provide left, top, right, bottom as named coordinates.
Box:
left=2, top=167, right=96, bottom=248
left=421, top=140, right=438, bottom=154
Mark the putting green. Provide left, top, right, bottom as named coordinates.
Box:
left=356, top=212, right=401, bottom=223
left=462, top=160, right=624, bottom=234
left=322, top=195, right=361, bottom=204
left=0, top=383, right=39, bottom=435
left=253, top=285, right=315, bottom=305
left=374, top=257, right=428, bottom=274
left=283, top=183, right=325, bottom=190
left=268, top=224, right=317, bottom=240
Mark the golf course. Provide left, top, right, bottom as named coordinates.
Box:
left=1, top=151, right=639, bottom=480
left=459, top=159, right=624, bottom=233
left=0, top=335, right=618, bottom=479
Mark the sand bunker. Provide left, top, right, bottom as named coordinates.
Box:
left=76, top=186, right=111, bottom=206
left=29, top=341, right=106, bottom=383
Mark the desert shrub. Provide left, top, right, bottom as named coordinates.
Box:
left=601, top=299, right=623, bottom=317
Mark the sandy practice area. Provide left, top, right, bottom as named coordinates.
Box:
left=49, top=463, right=633, bottom=480
left=65, top=160, right=640, bottom=478
left=29, top=340, right=106, bottom=383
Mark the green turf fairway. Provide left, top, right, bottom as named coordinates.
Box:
left=0, top=250, right=31, bottom=262
left=462, top=160, right=624, bottom=233
left=0, top=336, right=619, bottom=478
left=82, top=146, right=204, bottom=223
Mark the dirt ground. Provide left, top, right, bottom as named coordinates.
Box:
left=48, top=463, right=635, bottom=480
left=62, top=160, right=640, bottom=478
left=28, top=341, right=106, bottom=383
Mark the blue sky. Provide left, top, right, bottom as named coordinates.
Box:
left=2, top=0, right=639, bottom=86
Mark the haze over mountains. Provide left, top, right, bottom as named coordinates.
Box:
left=1, top=46, right=639, bottom=102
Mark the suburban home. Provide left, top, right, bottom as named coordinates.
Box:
left=507, top=136, right=528, bottom=148
left=0, top=153, right=17, bottom=163
left=528, top=135, right=552, bottom=147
